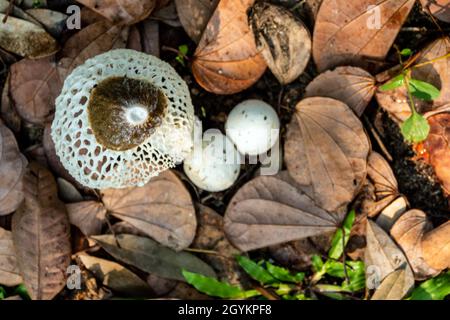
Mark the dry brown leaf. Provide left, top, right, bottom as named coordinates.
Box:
left=1, top=74, right=21, bottom=134
left=365, top=220, right=413, bottom=288
left=250, top=2, right=311, bottom=85
left=390, top=209, right=439, bottom=280
left=313, top=0, right=415, bottom=72
left=127, top=25, right=142, bottom=51
left=76, top=253, right=152, bottom=297
left=10, top=56, right=63, bottom=125
left=76, top=0, right=157, bottom=25
left=0, top=227, right=23, bottom=287
left=25, top=9, right=68, bottom=38
left=192, top=0, right=267, bottom=94
left=175, top=0, right=219, bottom=43
left=0, top=121, right=26, bottom=216
left=12, top=162, right=71, bottom=300
left=420, top=0, right=450, bottom=23
left=57, top=178, right=84, bottom=203
left=140, top=19, right=160, bottom=57
left=67, top=201, right=106, bottom=236
left=376, top=196, right=408, bottom=231
left=101, top=170, right=196, bottom=251
left=305, top=66, right=376, bottom=116
left=0, top=13, right=59, bottom=58
left=371, top=268, right=414, bottom=300
left=423, top=113, right=450, bottom=195
left=224, top=173, right=344, bottom=252
left=285, top=97, right=370, bottom=212
left=376, top=37, right=450, bottom=122
left=422, top=220, right=450, bottom=270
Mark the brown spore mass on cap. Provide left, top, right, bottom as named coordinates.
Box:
left=87, top=76, right=167, bottom=151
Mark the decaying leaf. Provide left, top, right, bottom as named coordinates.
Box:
left=365, top=220, right=413, bottom=288
left=57, top=178, right=84, bottom=203
left=10, top=56, right=63, bottom=124
left=0, top=14, right=59, bottom=58
left=76, top=0, right=157, bottom=25
left=376, top=37, right=450, bottom=122
left=67, top=201, right=107, bottom=236
left=390, top=209, right=439, bottom=280
left=101, top=170, right=197, bottom=251
left=1, top=74, right=21, bottom=134
left=422, top=220, right=450, bottom=270
left=175, top=0, right=219, bottom=43
left=12, top=163, right=71, bottom=300
left=26, top=9, right=68, bottom=38
left=376, top=196, right=408, bottom=231
left=420, top=0, right=450, bottom=23
left=371, top=268, right=414, bottom=300
left=0, top=227, right=22, bottom=287
left=192, top=0, right=267, bottom=94
left=305, top=66, right=376, bottom=116
left=423, top=113, right=450, bottom=195
left=224, top=173, right=344, bottom=252
left=250, top=2, right=311, bottom=85
left=91, top=234, right=216, bottom=281
left=76, top=253, right=152, bottom=297
left=313, top=0, right=415, bottom=72
left=285, top=97, right=370, bottom=212
left=0, top=121, right=26, bottom=216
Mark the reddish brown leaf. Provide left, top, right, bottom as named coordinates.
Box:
left=285, top=97, right=370, bottom=212
left=224, top=173, right=344, bottom=252
left=67, top=201, right=106, bottom=236
left=305, top=66, right=376, bottom=116
left=192, top=0, right=267, bottom=94
left=0, top=121, right=26, bottom=216
left=175, top=0, right=219, bottom=43
left=1, top=74, right=21, bottom=133
left=76, top=0, right=157, bottom=25
left=420, top=0, right=450, bottom=23
left=0, top=227, right=23, bottom=287
left=101, top=170, right=196, bottom=251
left=12, top=163, right=71, bottom=300
left=422, top=220, right=450, bottom=270
left=313, top=0, right=415, bottom=72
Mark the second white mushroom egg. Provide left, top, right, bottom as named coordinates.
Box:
left=225, top=99, right=280, bottom=156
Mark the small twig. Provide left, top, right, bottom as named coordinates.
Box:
left=253, top=286, right=279, bottom=300
left=363, top=115, right=393, bottom=162
left=184, top=248, right=230, bottom=260
left=2, top=0, right=15, bottom=23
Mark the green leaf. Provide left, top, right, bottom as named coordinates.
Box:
left=342, top=261, right=366, bottom=292
left=13, top=284, right=30, bottom=300
left=380, top=74, right=405, bottom=91
left=236, top=256, right=276, bottom=285
left=401, top=113, right=430, bottom=143
left=182, top=270, right=256, bottom=299
left=178, top=44, right=189, bottom=56
left=329, top=210, right=355, bottom=260
left=0, top=286, right=5, bottom=300
left=175, top=56, right=185, bottom=67
left=408, top=272, right=450, bottom=300
left=409, top=79, right=440, bottom=101
left=265, top=262, right=304, bottom=283
left=311, top=255, right=324, bottom=273
left=400, top=48, right=412, bottom=57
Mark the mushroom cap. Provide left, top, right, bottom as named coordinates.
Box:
left=184, top=128, right=240, bottom=192
left=51, top=49, right=194, bottom=189
left=225, top=99, right=280, bottom=156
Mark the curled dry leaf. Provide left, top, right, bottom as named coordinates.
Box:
left=0, top=122, right=26, bottom=216
left=420, top=0, right=450, bottom=23
left=305, top=66, right=376, bottom=116
left=0, top=227, right=23, bottom=287
left=76, top=0, right=157, bottom=25
left=313, top=0, right=415, bottom=72
left=284, top=97, right=370, bottom=212
left=376, top=196, right=408, bottom=231
left=250, top=2, right=311, bottom=85
left=10, top=56, right=63, bottom=125
left=0, top=14, right=59, bottom=58
left=390, top=209, right=439, bottom=280
left=91, top=234, right=216, bottom=281
left=371, top=268, right=414, bottom=300
left=423, top=113, right=450, bottom=195
left=12, top=162, right=71, bottom=300
left=421, top=220, right=450, bottom=270
left=224, top=173, right=344, bottom=252
left=76, top=253, right=152, bottom=297
left=57, top=178, right=84, bottom=203
left=192, top=0, right=267, bottom=94
left=365, top=220, right=414, bottom=288
left=376, top=37, right=450, bottom=122
left=101, top=170, right=197, bottom=251
left=175, top=0, right=219, bottom=43
left=67, top=201, right=107, bottom=236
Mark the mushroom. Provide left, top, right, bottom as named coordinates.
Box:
left=184, top=119, right=240, bottom=192
left=51, top=49, right=194, bottom=189
left=225, top=99, right=280, bottom=156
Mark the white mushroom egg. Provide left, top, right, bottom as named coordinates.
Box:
left=225, top=99, right=280, bottom=156
left=184, top=130, right=240, bottom=192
